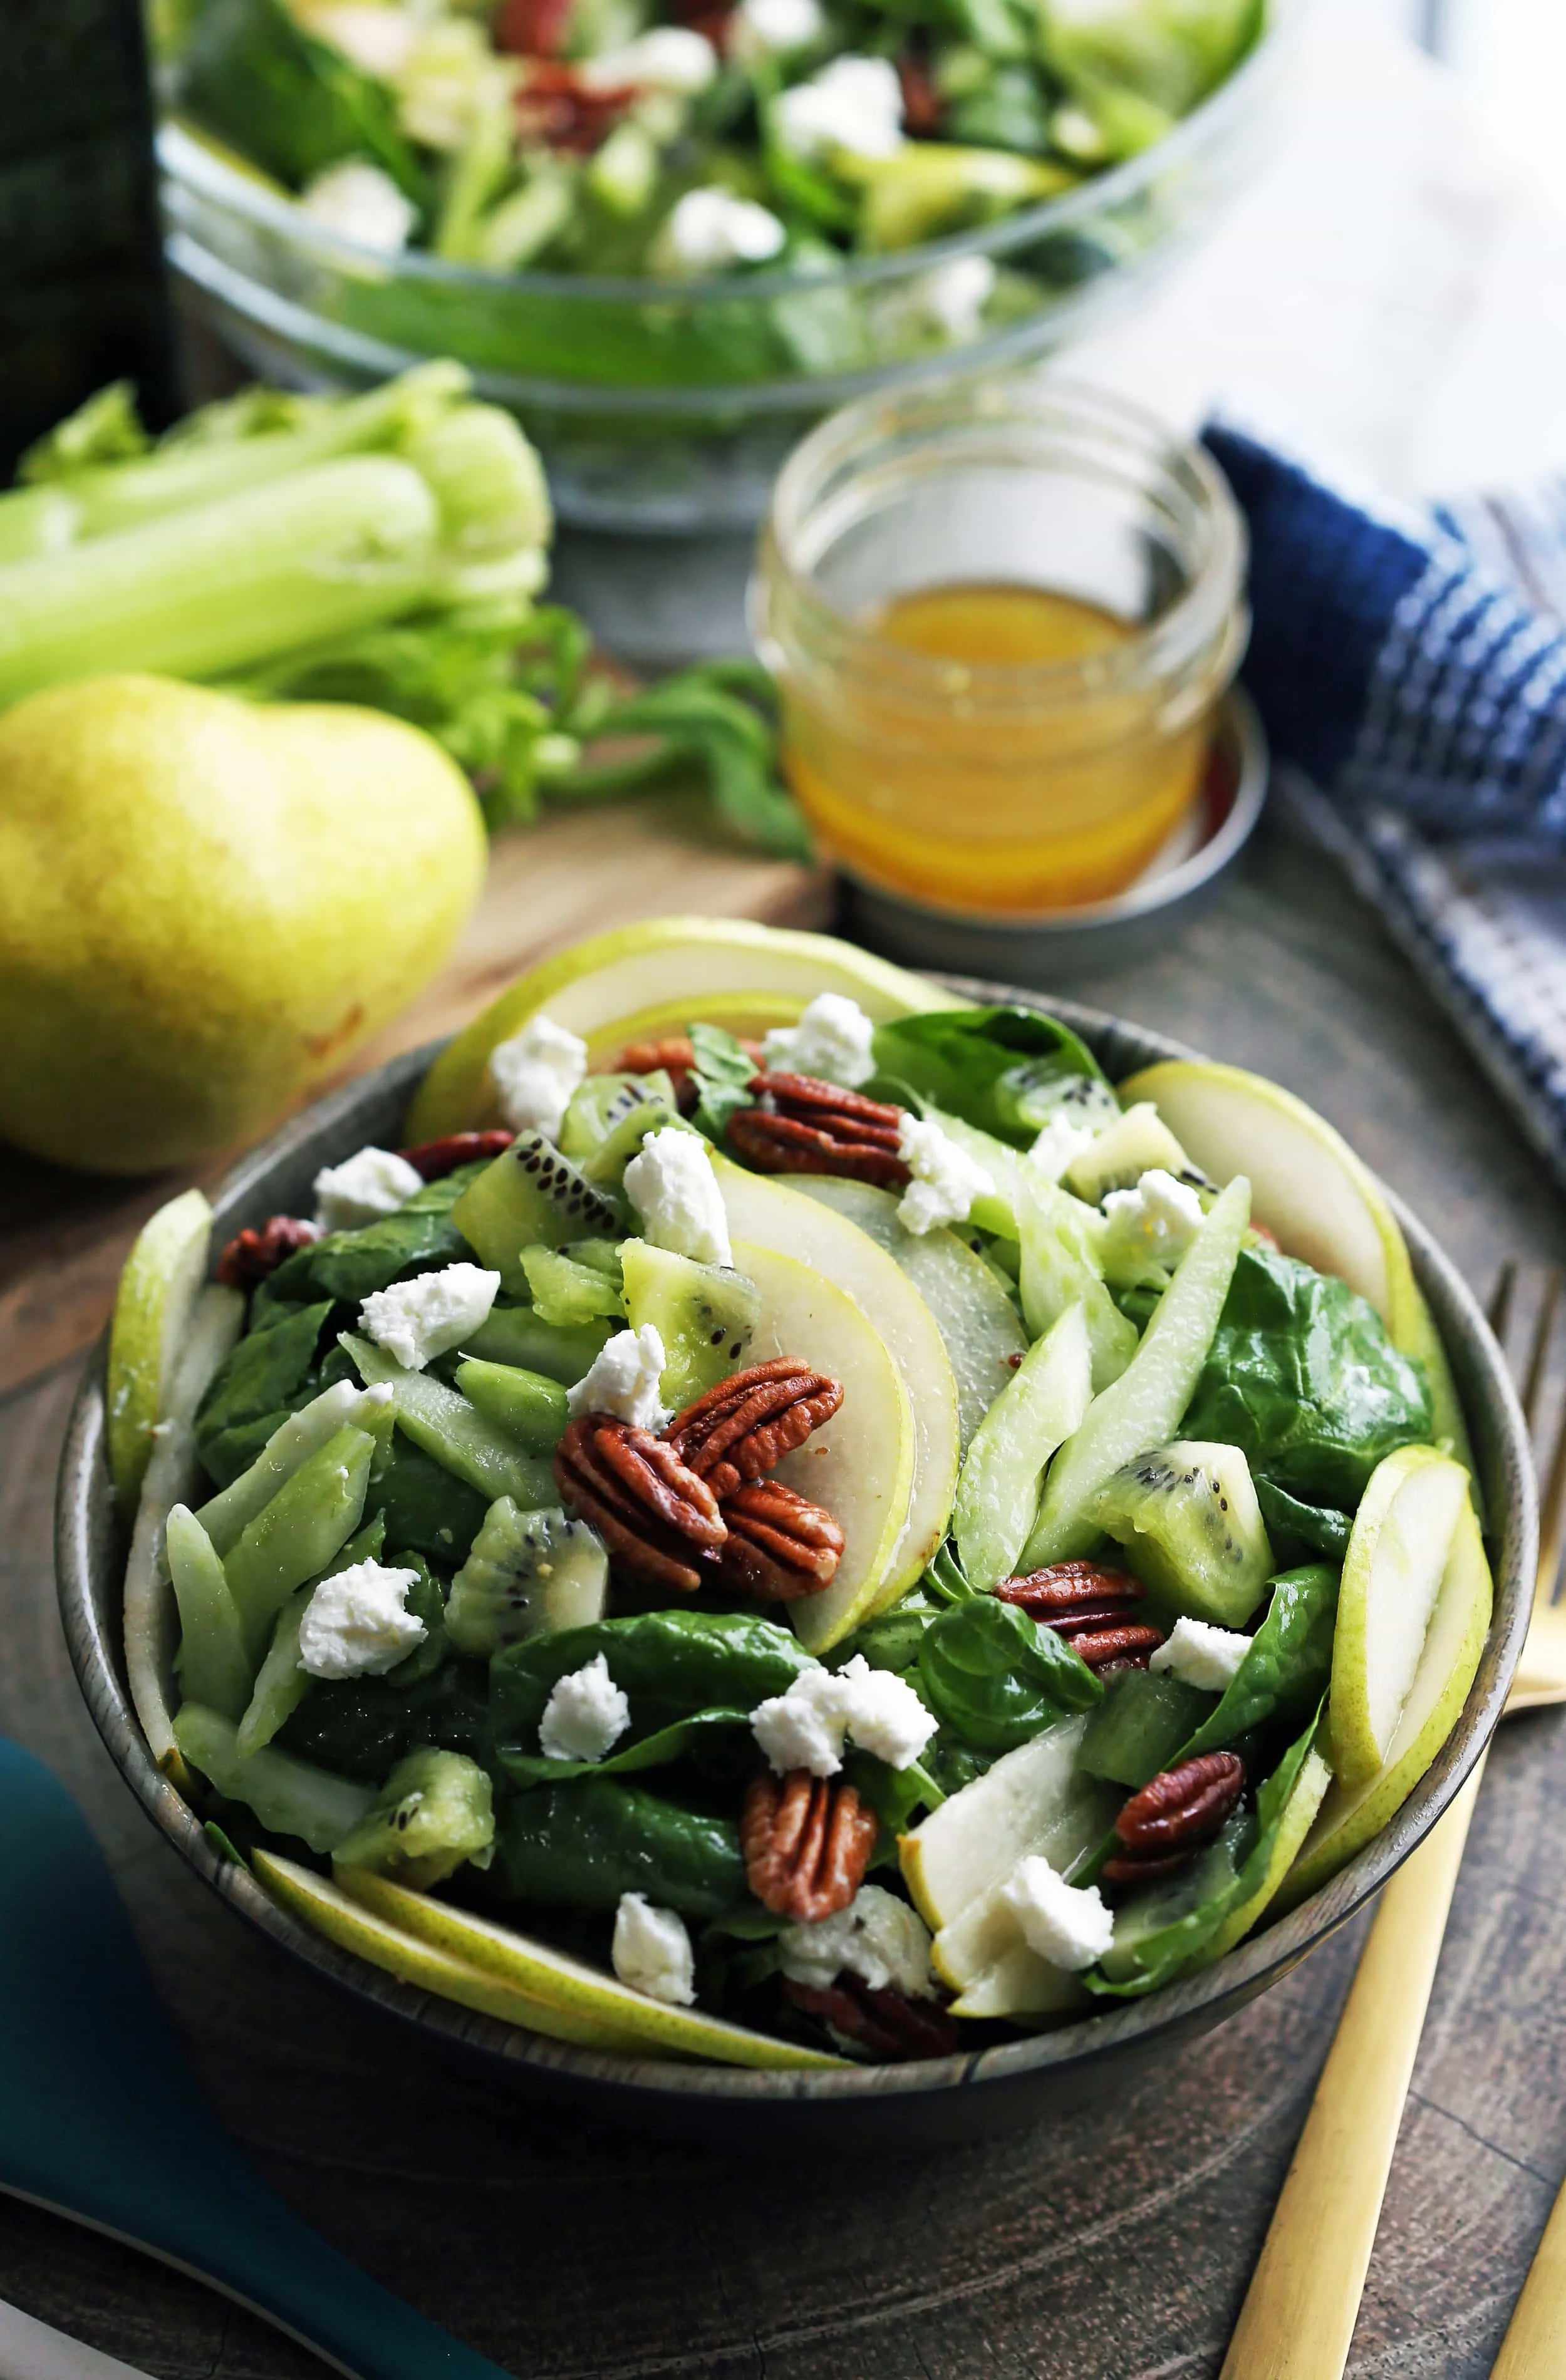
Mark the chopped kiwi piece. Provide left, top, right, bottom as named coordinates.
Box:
left=1095, top=1439, right=1273, bottom=1628
left=580, top=1097, right=683, bottom=1194
left=519, top=1243, right=625, bottom=1328
left=445, top=1499, right=609, bottom=1657
left=620, top=1237, right=761, bottom=1413
left=1079, top=1667, right=1215, bottom=1789
left=451, top=1134, right=622, bottom=1288
left=462, top=1301, right=614, bottom=1386
left=1064, top=1103, right=1195, bottom=1201
left=331, top=1747, right=495, bottom=1889
left=559, top=1071, right=677, bottom=1162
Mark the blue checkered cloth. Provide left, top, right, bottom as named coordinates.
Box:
left=1203, top=419, right=1566, bottom=1187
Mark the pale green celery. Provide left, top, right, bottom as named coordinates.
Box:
left=474, top=171, right=574, bottom=271
left=172, top=1705, right=373, bottom=1854
left=0, top=458, right=440, bottom=706
left=196, top=1381, right=393, bottom=1556
left=20, top=380, right=149, bottom=480
left=953, top=1305, right=1093, bottom=1590
left=236, top=1513, right=388, bottom=1756
left=0, top=485, right=80, bottom=564
left=400, top=405, right=552, bottom=562
left=35, top=363, right=468, bottom=539
left=453, top=1357, right=570, bottom=1454
left=433, top=89, right=517, bottom=261
left=1019, top=1176, right=1138, bottom=1392
left=222, top=1423, right=376, bottom=1663
left=344, top=1333, right=557, bottom=1506
left=167, top=1504, right=252, bottom=1721
left=589, top=121, right=658, bottom=217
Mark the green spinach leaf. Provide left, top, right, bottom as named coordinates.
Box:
left=499, top=1709, right=752, bottom=1788
left=195, top=1299, right=331, bottom=1459
left=918, top=1595, right=1101, bottom=1752
left=686, top=1022, right=759, bottom=1145
left=490, top=1610, right=814, bottom=1756
left=494, top=1777, right=746, bottom=1917
left=1180, top=1565, right=1339, bottom=1759
left=869, top=1005, right=1107, bottom=1149
left=1254, top=1479, right=1352, bottom=1561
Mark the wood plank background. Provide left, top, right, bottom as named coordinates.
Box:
left=2, top=799, right=1563, bottom=2377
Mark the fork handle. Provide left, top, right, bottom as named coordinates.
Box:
left=1219, top=1758, right=1486, bottom=2380
left=1489, top=2172, right=1566, bottom=2374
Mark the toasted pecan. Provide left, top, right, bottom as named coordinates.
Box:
left=742, top=1770, right=878, bottom=1922
left=999, top=1562, right=1165, bottom=1674
left=717, top=1479, right=844, bottom=1602
left=554, top=1414, right=724, bottom=1593
left=728, top=1072, right=912, bottom=1187
left=398, top=1130, right=514, bottom=1181
left=1102, top=1752, right=1246, bottom=1885
left=215, top=1214, right=322, bottom=1290
left=781, top=1975, right=960, bottom=2062
left=666, top=1358, right=843, bottom=1500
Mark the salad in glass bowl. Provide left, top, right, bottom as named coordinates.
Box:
left=110, top=919, right=1493, bottom=2070
left=156, top=0, right=1290, bottom=525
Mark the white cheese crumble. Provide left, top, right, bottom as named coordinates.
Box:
left=308, top=3, right=420, bottom=79
left=779, top=1884, right=937, bottom=1998
left=774, top=54, right=904, bottom=161
left=298, top=161, right=418, bottom=254
left=487, top=1013, right=588, bottom=1139
left=313, top=1144, right=423, bottom=1232
left=581, top=26, right=717, bottom=92
left=1000, top=1856, right=1115, bottom=1972
left=1150, top=1615, right=1252, bottom=1693
left=612, top=1891, right=697, bottom=2005
left=566, top=1322, right=671, bottom=1431
left=661, top=187, right=786, bottom=273
left=1029, top=1114, right=1100, bottom=1184
left=732, top=0, right=826, bottom=56
left=358, top=1262, right=500, bottom=1370
left=623, top=1127, right=734, bottom=1268
left=896, top=1114, right=993, bottom=1235
left=750, top=1655, right=936, bottom=1777
left=538, top=1653, right=631, bottom=1763
left=761, top=991, right=878, bottom=1089
left=908, top=254, right=996, bottom=341
left=1101, top=1167, right=1206, bottom=1264
left=298, top=1560, right=427, bottom=1680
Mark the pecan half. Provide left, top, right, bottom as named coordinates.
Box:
left=666, top=1358, right=843, bottom=1499
left=614, top=1035, right=764, bottom=1116
left=998, top=1562, right=1165, bottom=1673
left=728, top=1073, right=911, bottom=1188
left=1102, top=1752, right=1247, bottom=1885
left=717, top=1480, right=844, bottom=1601
left=742, top=1770, right=878, bottom=1922
left=215, top=1214, right=322, bottom=1290
left=554, top=1415, right=724, bottom=1592
left=782, top=1975, right=960, bottom=2063
left=398, top=1130, right=514, bottom=1181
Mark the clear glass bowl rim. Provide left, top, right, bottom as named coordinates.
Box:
left=157, top=0, right=1296, bottom=311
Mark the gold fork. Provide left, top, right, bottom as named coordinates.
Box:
left=1219, top=1265, right=1566, bottom=2380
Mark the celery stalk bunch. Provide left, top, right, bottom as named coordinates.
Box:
left=0, top=366, right=807, bottom=857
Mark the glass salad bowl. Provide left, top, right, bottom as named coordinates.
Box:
left=55, top=976, right=1532, bottom=2151
left=158, top=3, right=1296, bottom=533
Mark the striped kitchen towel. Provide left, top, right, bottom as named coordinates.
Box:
left=1203, top=417, right=1566, bottom=1188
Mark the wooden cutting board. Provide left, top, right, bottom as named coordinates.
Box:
left=0, top=792, right=831, bottom=1400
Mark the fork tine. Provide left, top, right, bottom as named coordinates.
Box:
left=1522, top=1268, right=1563, bottom=1435
left=1489, top=1260, right=1517, bottom=1342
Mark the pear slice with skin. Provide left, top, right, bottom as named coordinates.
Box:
left=1282, top=1494, right=1493, bottom=1908
left=1192, top=1740, right=1334, bottom=1968
left=407, top=916, right=952, bottom=1140
left=1116, top=1058, right=1476, bottom=1481
left=320, top=1863, right=844, bottom=2069
left=730, top=1239, right=916, bottom=1652
left=953, top=1304, right=1092, bottom=1591
left=901, top=1714, right=1107, bottom=1934
left=1329, top=1445, right=1471, bottom=1791
left=715, top=1155, right=958, bottom=1626
left=949, top=1945, right=1089, bottom=2023
left=108, top=1186, right=215, bottom=1512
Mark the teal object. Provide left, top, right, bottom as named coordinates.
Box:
left=0, top=1736, right=512, bottom=2380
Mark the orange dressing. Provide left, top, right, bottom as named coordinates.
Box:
left=780, top=581, right=1211, bottom=914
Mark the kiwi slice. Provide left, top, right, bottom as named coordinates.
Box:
left=621, top=1238, right=762, bottom=1414
left=559, top=1071, right=677, bottom=1162
left=445, top=1498, right=609, bottom=1657
left=450, top=1134, right=622, bottom=1289
left=1064, top=1103, right=1196, bottom=1202
left=1079, top=1669, right=1215, bottom=1790
left=331, top=1747, right=495, bottom=1889
left=1095, top=1438, right=1273, bottom=1628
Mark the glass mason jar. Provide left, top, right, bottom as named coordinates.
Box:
left=753, top=374, right=1248, bottom=916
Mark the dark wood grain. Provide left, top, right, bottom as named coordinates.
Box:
left=3, top=805, right=1564, bottom=2379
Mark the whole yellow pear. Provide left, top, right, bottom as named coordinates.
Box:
left=0, top=675, right=487, bottom=1173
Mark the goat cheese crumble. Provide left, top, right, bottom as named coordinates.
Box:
left=313, top=1144, right=423, bottom=1232
left=908, top=254, right=996, bottom=341
left=538, top=1653, right=631, bottom=1763
left=774, top=54, right=904, bottom=161
left=732, top=0, right=826, bottom=57
left=623, top=1127, right=733, bottom=1267
left=487, top=1013, right=588, bottom=1139
left=1000, top=1856, right=1115, bottom=1972
left=1101, top=1167, right=1206, bottom=1263
left=613, top=1892, right=697, bottom=2005
left=358, top=1262, right=500, bottom=1370
left=298, top=162, right=418, bottom=254
left=298, top=1560, right=427, bottom=1680
left=580, top=26, right=717, bottom=91
left=1029, top=1114, right=1101, bottom=1184
left=1150, top=1615, right=1252, bottom=1693
left=661, top=187, right=786, bottom=272
left=896, top=1115, right=993, bottom=1234
left=566, top=1322, right=670, bottom=1431
left=750, top=1655, right=936, bottom=1777
left=779, top=1885, right=937, bottom=1999
left=761, top=992, right=878, bottom=1089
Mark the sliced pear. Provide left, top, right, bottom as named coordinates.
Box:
left=732, top=1239, right=915, bottom=1652
left=926, top=1759, right=1119, bottom=2000
left=901, top=1713, right=1111, bottom=1932
left=1193, top=1741, right=1334, bottom=1968
left=108, top=1186, right=215, bottom=1511
left=407, top=916, right=952, bottom=1139
left=328, top=1864, right=843, bottom=2069
left=953, top=1305, right=1092, bottom=1591
left=1281, top=1496, right=1492, bottom=1909
left=715, top=1154, right=959, bottom=1623
left=949, top=1945, right=1089, bottom=2023
left=255, top=1852, right=650, bottom=2054
left=1329, top=1445, right=1471, bottom=1791
left=1116, top=1058, right=1477, bottom=1479
left=1020, top=1177, right=1251, bottom=1568
left=791, top=1176, right=1027, bottom=1449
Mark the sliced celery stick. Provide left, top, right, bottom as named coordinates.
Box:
left=167, top=1504, right=251, bottom=1721
left=453, top=1358, right=569, bottom=1454
left=344, top=1334, right=556, bottom=1506
left=173, top=1705, right=372, bottom=1855
left=195, top=1380, right=393, bottom=1555
left=223, top=1424, right=375, bottom=1663
left=236, top=1514, right=388, bottom=1756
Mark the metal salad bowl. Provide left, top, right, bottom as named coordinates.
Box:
left=54, top=988, right=1533, bottom=2150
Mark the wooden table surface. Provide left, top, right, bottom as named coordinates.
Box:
left=3, top=797, right=1565, bottom=2379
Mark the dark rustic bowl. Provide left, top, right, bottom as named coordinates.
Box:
left=56, top=988, right=1535, bottom=2150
